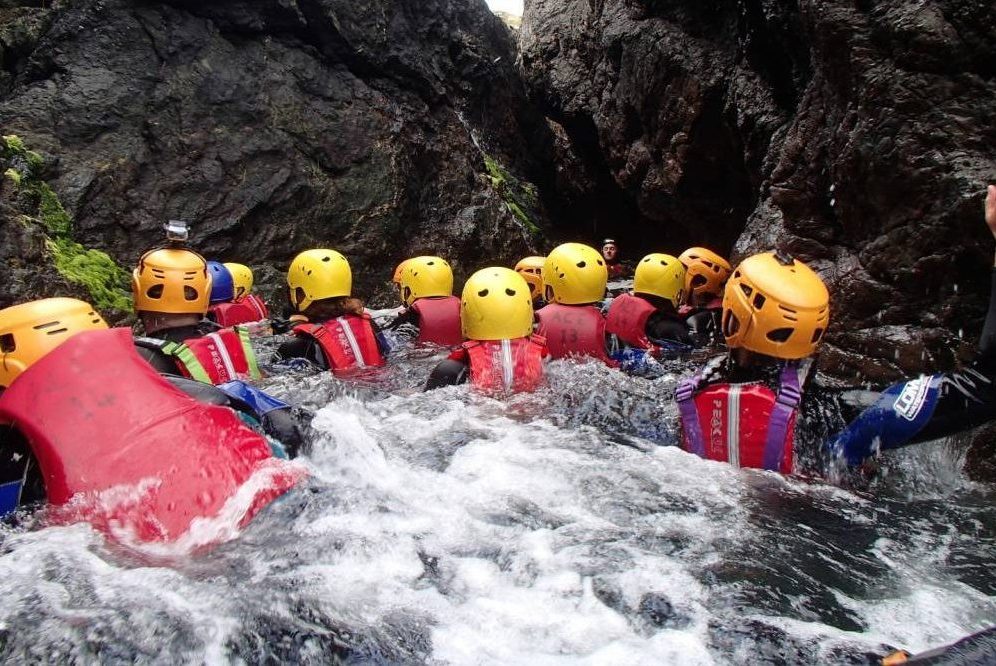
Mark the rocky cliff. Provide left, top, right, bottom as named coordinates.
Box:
left=520, top=0, right=996, bottom=380
left=0, top=0, right=551, bottom=312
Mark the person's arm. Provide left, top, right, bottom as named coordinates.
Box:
left=825, top=185, right=996, bottom=466
left=382, top=308, right=418, bottom=331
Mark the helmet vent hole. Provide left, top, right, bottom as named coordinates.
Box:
left=752, top=294, right=766, bottom=309
left=478, top=289, right=489, bottom=297
left=722, top=310, right=739, bottom=337
left=691, top=275, right=708, bottom=288
left=427, top=261, right=434, bottom=265
left=812, top=328, right=825, bottom=343
left=767, top=328, right=792, bottom=343
left=597, top=259, right=603, bottom=265
left=183, top=286, right=198, bottom=301
left=576, top=261, right=586, bottom=268
left=45, top=327, right=69, bottom=336
left=322, top=256, right=330, bottom=262
left=33, top=321, right=59, bottom=330
left=147, top=284, right=164, bottom=299
left=0, top=334, right=15, bottom=353
left=740, top=284, right=753, bottom=297
left=505, top=288, right=516, bottom=296
left=660, top=259, right=668, bottom=266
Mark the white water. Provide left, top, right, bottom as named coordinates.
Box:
left=0, top=344, right=993, bottom=663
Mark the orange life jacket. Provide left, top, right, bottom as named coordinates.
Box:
left=411, top=296, right=462, bottom=346
left=0, top=328, right=301, bottom=543
left=292, top=314, right=385, bottom=375
left=535, top=303, right=612, bottom=364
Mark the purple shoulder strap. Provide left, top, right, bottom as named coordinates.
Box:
left=761, top=361, right=803, bottom=471
left=676, top=372, right=706, bottom=457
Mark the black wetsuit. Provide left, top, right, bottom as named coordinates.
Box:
left=134, top=322, right=220, bottom=375
left=694, top=270, right=996, bottom=471
left=683, top=307, right=722, bottom=346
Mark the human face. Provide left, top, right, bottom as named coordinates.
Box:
left=602, top=243, right=617, bottom=261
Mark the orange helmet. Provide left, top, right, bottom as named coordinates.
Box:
left=514, top=256, right=545, bottom=302
left=679, top=246, right=732, bottom=302
left=132, top=247, right=211, bottom=314
left=722, top=251, right=830, bottom=360
left=0, top=298, right=108, bottom=388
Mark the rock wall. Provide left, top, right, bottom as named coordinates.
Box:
left=0, top=0, right=552, bottom=308
left=520, top=0, right=996, bottom=379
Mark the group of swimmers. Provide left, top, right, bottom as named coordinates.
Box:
left=0, top=189, right=994, bottom=543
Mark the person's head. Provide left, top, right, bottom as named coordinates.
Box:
left=287, top=249, right=352, bottom=314
left=601, top=238, right=618, bottom=262
left=132, top=247, right=212, bottom=333
left=543, top=243, right=608, bottom=305
left=398, top=256, right=454, bottom=307
left=207, top=261, right=235, bottom=304
left=634, top=253, right=686, bottom=310
left=461, top=267, right=534, bottom=341
left=224, top=262, right=255, bottom=300
left=514, top=256, right=545, bottom=303
left=678, top=247, right=732, bottom=306
left=722, top=251, right=829, bottom=363
left=0, top=298, right=108, bottom=389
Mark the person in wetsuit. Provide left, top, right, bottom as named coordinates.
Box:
left=130, top=237, right=305, bottom=456
left=679, top=185, right=996, bottom=474
left=605, top=252, right=695, bottom=355
left=275, top=248, right=387, bottom=373
left=425, top=267, right=548, bottom=393
left=677, top=246, right=732, bottom=345
left=535, top=242, right=614, bottom=364
left=601, top=239, right=630, bottom=279
left=382, top=255, right=462, bottom=346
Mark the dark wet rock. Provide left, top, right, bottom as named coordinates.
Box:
left=636, top=592, right=690, bottom=630
left=0, top=0, right=555, bottom=309
left=519, top=0, right=996, bottom=380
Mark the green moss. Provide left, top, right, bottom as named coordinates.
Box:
left=47, top=237, right=132, bottom=313
left=31, top=181, right=72, bottom=236
left=482, top=153, right=542, bottom=236
left=3, top=134, right=132, bottom=313
left=2, top=134, right=25, bottom=154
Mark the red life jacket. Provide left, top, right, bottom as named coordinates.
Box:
left=209, top=294, right=270, bottom=328
left=293, top=314, right=385, bottom=375
left=676, top=363, right=803, bottom=473
left=141, top=327, right=260, bottom=385
left=456, top=335, right=547, bottom=395
left=535, top=303, right=612, bottom=364
left=605, top=293, right=656, bottom=349
left=411, top=296, right=462, bottom=346
left=0, top=328, right=302, bottom=543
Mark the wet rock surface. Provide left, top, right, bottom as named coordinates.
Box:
left=0, top=0, right=553, bottom=308
left=519, top=0, right=996, bottom=379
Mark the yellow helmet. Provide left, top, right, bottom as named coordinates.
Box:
left=0, top=298, right=108, bottom=388
left=634, top=253, right=686, bottom=307
left=678, top=247, right=732, bottom=302
left=224, top=262, right=254, bottom=300
left=722, top=251, right=830, bottom=360
left=514, top=256, right=545, bottom=301
left=542, top=243, right=608, bottom=305
left=399, top=256, right=454, bottom=307
left=132, top=247, right=211, bottom=314
left=287, top=249, right=352, bottom=312
left=461, top=267, right=534, bottom=341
